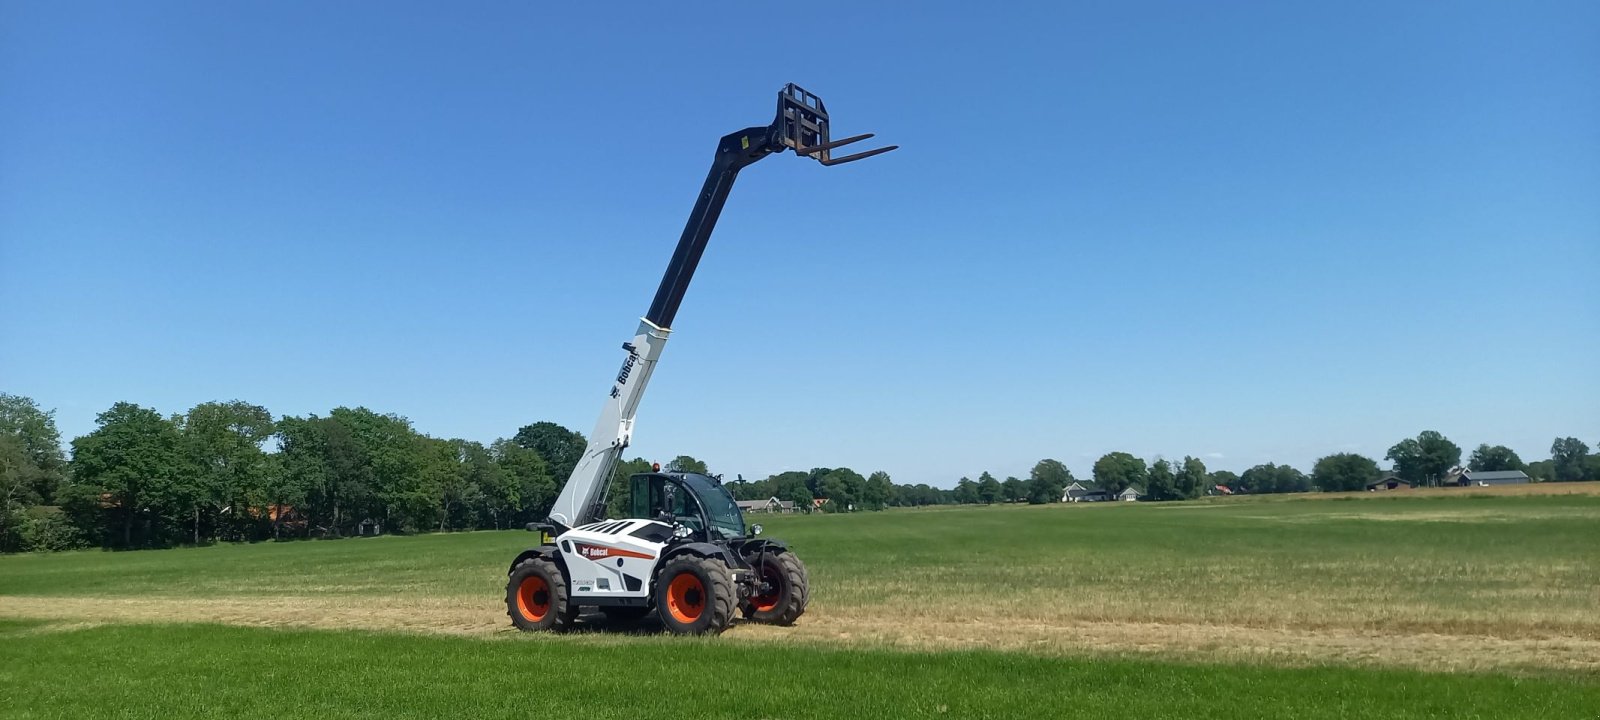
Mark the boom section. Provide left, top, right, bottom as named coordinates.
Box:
left=544, top=84, right=895, bottom=530
left=546, top=318, right=669, bottom=529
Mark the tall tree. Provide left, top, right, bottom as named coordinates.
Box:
left=1311, top=453, right=1380, bottom=492
left=1208, top=469, right=1239, bottom=492
left=1092, top=452, right=1146, bottom=496
left=1028, top=459, right=1074, bottom=505
left=468, top=441, right=516, bottom=529
left=1239, top=463, right=1311, bottom=494
left=1001, top=476, right=1026, bottom=503
left=862, top=471, right=893, bottom=511
left=953, top=476, right=979, bottom=505
left=976, top=471, right=1002, bottom=504
left=1174, top=456, right=1207, bottom=499
left=269, top=415, right=327, bottom=539
left=666, top=455, right=709, bottom=474
left=1467, top=444, right=1525, bottom=473
left=1386, top=431, right=1461, bottom=487
left=0, top=393, right=68, bottom=506
left=765, top=471, right=814, bottom=511
left=819, top=468, right=865, bottom=510
left=1550, top=437, right=1592, bottom=482
left=1145, top=459, right=1178, bottom=501
left=179, top=400, right=275, bottom=542
left=326, top=407, right=431, bottom=533
left=512, top=422, right=587, bottom=484
left=491, top=439, right=555, bottom=524
left=69, top=403, right=186, bottom=548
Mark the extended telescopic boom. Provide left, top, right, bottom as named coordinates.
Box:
left=545, top=85, right=895, bottom=530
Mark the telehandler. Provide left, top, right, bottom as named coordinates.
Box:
left=506, top=84, right=895, bottom=635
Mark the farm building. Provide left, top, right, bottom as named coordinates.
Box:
left=1117, top=487, right=1143, bottom=501
left=735, top=497, right=797, bottom=514
left=1457, top=470, right=1530, bottom=486
left=1063, top=482, right=1112, bottom=502
left=1366, top=475, right=1409, bottom=491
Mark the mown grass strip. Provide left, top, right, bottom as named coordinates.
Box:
left=1, top=622, right=1596, bottom=720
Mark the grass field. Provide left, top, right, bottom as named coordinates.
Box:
left=3, top=486, right=1598, bottom=718
left=4, top=620, right=1597, bottom=720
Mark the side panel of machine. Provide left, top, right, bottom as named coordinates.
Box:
left=558, top=520, right=669, bottom=600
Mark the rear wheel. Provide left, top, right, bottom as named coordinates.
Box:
left=741, top=547, right=809, bottom=625
left=654, top=556, right=735, bottom=635
left=506, top=556, right=576, bottom=631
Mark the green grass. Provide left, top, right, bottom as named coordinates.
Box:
left=1, top=621, right=1595, bottom=720
left=5, top=493, right=1595, bottom=642
left=2, top=492, right=1598, bottom=718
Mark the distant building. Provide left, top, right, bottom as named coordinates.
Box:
left=735, top=497, right=797, bottom=514
left=1366, top=474, right=1409, bottom=491
left=1457, top=470, right=1530, bottom=487
left=1063, top=482, right=1113, bottom=502
left=1117, top=486, right=1143, bottom=502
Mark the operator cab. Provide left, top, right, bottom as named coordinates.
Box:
left=629, top=472, right=746, bottom=540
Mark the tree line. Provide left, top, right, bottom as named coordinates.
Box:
left=1, top=393, right=619, bottom=552
left=2, top=391, right=1596, bottom=553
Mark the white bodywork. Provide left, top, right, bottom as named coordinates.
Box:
left=558, top=519, right=671, bottom=600
left=547, top=318, right=671, bottom=529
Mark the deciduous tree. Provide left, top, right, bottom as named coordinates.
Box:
left=953, top=476, right=979, bottom=504
left=512, top=421, right=586, bottom=483
left=179, top=400, right=274, bottom=542
left=1239, top=463, right=1311, bottom=494
left=1092, top=452, right=1146, bottom=496
left=1028, top=459, right=1074, bottom=505
left=1174, top=456, right=1207, bottom=499
left=69, top=403, right=185, bottom=548
left=1551, top=437, right=1591, bottom=482
left=0, top=393, right=67, bottom=506
left=1467, top=444, right=1525, bottom=473
left=862, top=471, right=893, bottom=511
left=1145, top=459, right=1177, bottom=501
left=1386, top=431, right=1461, bottom=487
left=1001, top=476, right=1026, bottom=503
left=666, top=455, right=709, bottom=475
left=1311, top=453, right=1380, bottom=492
left=977, top=471, right=1001, bottom=504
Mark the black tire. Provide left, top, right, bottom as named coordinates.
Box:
left=741, top=547, right=809, bottom=625
left=654, top=555, right=735, bottom=635
left=506, top=556, right=576, bottom=631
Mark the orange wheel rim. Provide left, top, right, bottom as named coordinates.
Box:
left=666, top=572, right=705, bottom=624
left=751, top=563, right=783, bottom=612
left=517, top=576, right=550, bottom=622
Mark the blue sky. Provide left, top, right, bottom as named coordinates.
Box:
left=2, top=1, right=1596, bottom=485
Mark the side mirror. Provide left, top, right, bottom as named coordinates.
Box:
left=750, top=524, right=763, bottom=536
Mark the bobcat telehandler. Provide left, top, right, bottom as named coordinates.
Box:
left=506, top=85, right=895, bottom=635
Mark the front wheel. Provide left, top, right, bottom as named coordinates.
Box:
left=654, top=556, right=736, bottom=635
left=741, top=547, right=809, bottom=625
left=506, top=556, right=576, bottom=631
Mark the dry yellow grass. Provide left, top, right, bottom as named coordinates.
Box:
left=4, top=593, right=1595, bottom=674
